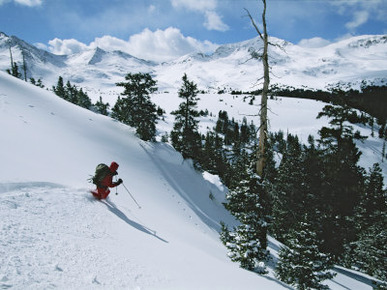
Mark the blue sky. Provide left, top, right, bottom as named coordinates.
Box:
left=0, top=0, right=386, bottom=61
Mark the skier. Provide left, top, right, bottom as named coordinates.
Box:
left=91, top=161, right=123, bottom=200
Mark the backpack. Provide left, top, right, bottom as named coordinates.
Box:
left=91, top=163, right=111, bottom=185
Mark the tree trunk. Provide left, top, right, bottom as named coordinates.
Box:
left=9, top=46, right=13, bottom=68
left=22, top=51, right=27, bottom=81
left=249, top=0, right=269, bottom=177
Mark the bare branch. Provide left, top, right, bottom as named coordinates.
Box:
left=244, top=8, right=264, bottom=41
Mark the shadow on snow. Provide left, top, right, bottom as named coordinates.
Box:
left=101, top=199, right=168, bottom=244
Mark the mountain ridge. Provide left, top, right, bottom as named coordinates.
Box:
left=0, top=31, right=386, bottom=95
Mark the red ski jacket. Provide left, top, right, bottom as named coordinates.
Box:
left=98, top=162, right=120, bottom=189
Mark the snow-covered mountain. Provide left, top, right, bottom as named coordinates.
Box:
left=1, top=71, right=383, bottom=289
left=1, top=32, right=386, bottom=97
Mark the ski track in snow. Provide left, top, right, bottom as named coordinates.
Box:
left=139, top=142, right=222, bottom=233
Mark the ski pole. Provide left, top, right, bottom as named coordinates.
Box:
left=122, top=182, right=141, bottom=209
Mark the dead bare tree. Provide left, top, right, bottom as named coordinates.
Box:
left=9, top=44, right=14, bottom=69
left=22, top=51, right=27, bottom=81
left=245, top=0, right=269, bottom=177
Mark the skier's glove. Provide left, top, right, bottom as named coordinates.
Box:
left=117, top=178, right=123, bottom=185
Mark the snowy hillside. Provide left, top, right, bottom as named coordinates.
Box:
left=0, top=70, right=275, bottom=289
left=0, top=69, right=383, bottom=289
left=1, top=32, right=386, bottom=95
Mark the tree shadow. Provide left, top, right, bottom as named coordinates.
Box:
left=333, top=266, right=381, bottom=288
left=101, top=199, right=168, bottom=243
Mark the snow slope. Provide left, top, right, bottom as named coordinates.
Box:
left=1, top=70, right=383, bottom=289
left=0, top=71, right=286, bottom=289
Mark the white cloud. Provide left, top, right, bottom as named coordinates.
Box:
left=46, top=38, right=89, bottom=55
left=34, top=42, right=48, bottom=50
left=91, top=35, right=130, bottom=53
left=15, top=0, right=42, bottom=6
left=204, top=11, right=229, bottom=32
left=124, top=27, right=218, bottom=62
left=345, top=10, right=369, bottom=30
left=298, top=37, right=331, bottom=48
left=171, top=0, right=216, bottom=12
left=170, top=0, right=228, bottom=31
left=0, top=0, right=41, bottom=5
left=43, top=27, right=218, bottom=63
left=148, top=4, right=156, bottom=13
left=330, top=0, right=384, bottom=32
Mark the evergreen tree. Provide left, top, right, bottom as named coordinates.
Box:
left=301, top=136, right=325, bottom=233
left=317, top=103, right=366, bottom=259
left=240, top=117, right=250, bottom=144
left=36, top=78, right=44, bottom=88
left=75, top=88, right=92, bottom=109
left=171, top=73, right=201, bottom=160
left=30, top=78, right=44, bottom=88
left=6, top=61, right=21, bottom=79
left=95, top=96, right=110, bottom=116
left=350, top=214, right=387, bottom=282
left=65, top=81, right=76, bottom=103
left=358, top=163, right=387, bottom=227
left=220, top=165, right=270, bottom=272
left=275, top=219, right=336, bottom=289
left=201, top=131, right=230, bottom=183
left=53, top=76, right=66, bottom=99
left=227, top=148, right=250, bottom=189
left=111, top=96, right=126, bottom=122
left=271, top=134, right=307, bottom=241
left=52, top=77, right=92, bottom=109
left=113, top=73, right=158, bottom=141
left=317, top=103, right=368, bottom=148
left=215, top=110, right=232, bottom=137
left=347, top=163, right=387, bottom=281
left=202, top=132, right=217, bottom=172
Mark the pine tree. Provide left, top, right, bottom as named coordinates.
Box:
left=53, top=77, right=92, bottom=109
left=6, top=46, right=21, bottom=79
left=220, top=165, right=270, bottom=272
left=171, top=73, right=201, bottom=160
left=30, top=78, right=44, bottom=88
left=36, top=78, right=44, bottom=88
left=240, top=117, right=250, bottom=144
left=113, top=73, right=158, bottom=141
left=227, top=148, right=250, bottom=189
left=301, top=135, right=325, bottom=233
left=6, top=61, right=22, bottom=78
left=347, top=163, right=387, bottom=281
left=65, top=81, right=77, bottom=103
left=202, top=132, right=217, bottom=172
left=275, top=219, right=336, bottom=289
left=271, top=134, right=307, bottom=241
left=95, top=96, right=110, bottom=116
left=350, top=214, right=387, bottom=282
left=359, top=163, right=386, bottom=227
left=53, top=76, right=66, bottom=99
left=317, top=103, right=366, bottom=259
left=201, top=131, right=230, bottom=182
left=76, top=88, right=92, bottom=109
